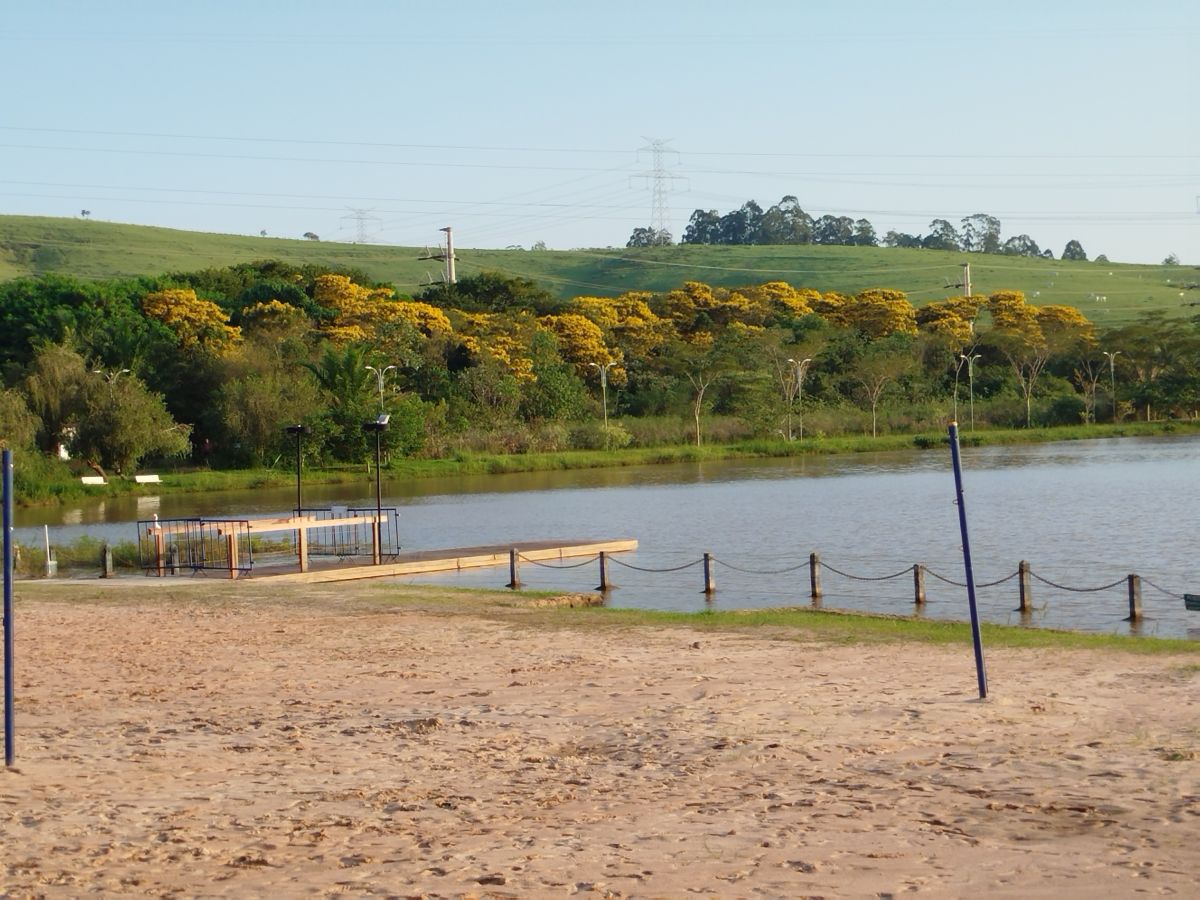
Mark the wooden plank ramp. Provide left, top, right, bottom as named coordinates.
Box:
left=255, top=538, right=638, bottom=585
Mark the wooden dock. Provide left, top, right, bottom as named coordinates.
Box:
left=243, top=538, right=638, bottom=585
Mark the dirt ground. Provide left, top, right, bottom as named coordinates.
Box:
left=2, top=577, right=1198, bottom=897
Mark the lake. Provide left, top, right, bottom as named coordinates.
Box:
left=13, top=434, right=1200, bottom=638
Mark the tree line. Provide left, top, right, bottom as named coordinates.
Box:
left=1, top=260, right=1197, bottom=493
left=628, top=196, right=1095, bottom=261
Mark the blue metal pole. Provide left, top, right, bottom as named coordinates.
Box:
left=3, top=449, right=14, bottom=765
left=948, top=423, right=988, bottom=699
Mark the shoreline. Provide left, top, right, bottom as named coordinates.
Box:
left=13, top=420, right=1198, bottom=508
left=3, top=580, right=1198, bottom=895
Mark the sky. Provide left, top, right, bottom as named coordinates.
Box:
left=1, top=0, right=1197, bottom=265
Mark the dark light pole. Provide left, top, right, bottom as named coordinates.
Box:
left=284, top=425, right=310, bottom=514
left=362, top=415, right=389, bottom=564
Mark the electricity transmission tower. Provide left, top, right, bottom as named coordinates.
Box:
left=633, top=138, right=685, bottom=238
left=342, top=208, right=381, bottom=243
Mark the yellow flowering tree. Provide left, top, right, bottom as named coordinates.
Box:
left=141, top=288, right=241, bottom=355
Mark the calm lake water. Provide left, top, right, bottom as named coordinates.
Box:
left=13, top=434, right=1200, bottom=638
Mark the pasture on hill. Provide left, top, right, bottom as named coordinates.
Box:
left=1, top=214, right=1195, bottom=327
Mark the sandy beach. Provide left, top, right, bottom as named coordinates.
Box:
left=2, top=577, right=1198, bottom=897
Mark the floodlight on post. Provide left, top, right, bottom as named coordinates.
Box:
left=361, top=417, right=390, bottom=564
left=787, top=357, right=813, bottom=440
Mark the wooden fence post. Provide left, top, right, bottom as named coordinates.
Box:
left=1018, top=560, right=1032, bottom=613
left=153, top=529, right=165, bottom=578
left=809, top=552, right=822, bottom=600
left=226, top=532, right=239, bottom=579
left=507, top=548, right=521, bottom=589
left=596, top=551, right=614, bottom=592
left=702, top=552, right=716, bottom=595
left=913, top=564, right=926, bottom=605
left=100, top=541, right=114, bottom=579
left=1127, top=574, right=1142, bottom=622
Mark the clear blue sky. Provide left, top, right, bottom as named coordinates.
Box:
left=2, top=0, right=1196, bottom=264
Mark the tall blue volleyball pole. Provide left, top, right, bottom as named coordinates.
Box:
left=3, top=449, right=14, bottom=765
left=948, top=423, right=988, bottom=700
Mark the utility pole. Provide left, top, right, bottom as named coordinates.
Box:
left=944, top=262, right=972, bottom=297
left=419, top=227, right=457, bottom=286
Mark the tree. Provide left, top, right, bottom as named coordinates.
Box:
left=299, top=345, right=377, bottom=461
left=72, top=372, right=191, bottom=476
left=626, top=226, right=672, bottom=247
left=1163, top=253, right=1180, bottom=266
left=22, top=341, right=88, bottom=454
left=883, top=230, right=923, bottom=249
left=923, top=219, right=962, bottom=251
left=681, top=209, right=721, bottom=244
left=420, top=270, right=558, bottom=315
left=518, top=330, right=588, bottom=423
left=812, top=215, right=854, bottom=246
left=853, top=342, right=916, bottom=437
left=841, top=290, right=917, bottom=339
left=718, top=201, right=763, bottom=245
left=960, top=214, right=1002, bottom=254
left=662, top=331, right=743, bottom=446
left=759, top=196, right=814, bottom=244
left=1002, top=234, right=1041, bottom=257
left=142, top=288, right=241, bottom=354
left=1062, top=240, right=1088, bottom=261
left=985, top=293, right=1093, bottom=426
left=851, top=219, right=878, bottom=247
left=0, top=388, right=38, bottom=450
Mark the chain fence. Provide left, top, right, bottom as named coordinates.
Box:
left=504, top=547, right=1191, bottom=629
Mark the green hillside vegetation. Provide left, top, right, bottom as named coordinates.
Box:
left=2, top=216, right=1198, bottom=507
left=1, top=215, right=1196, bottom=328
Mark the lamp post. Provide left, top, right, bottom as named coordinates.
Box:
left=787, top=357, right=813, bottom=440
left=284, top=425, right=310, bottom=514
left=961, top=353, right=981, bottom=431
left=92, top=368, right=130, bottom=396
left=1102, top=350, right=1120, bottom=423
left=589, top=361, right=615, bottom=448
left=361, top=415, right=389, bottom=564
left=364, top=364, right=396, bottom=412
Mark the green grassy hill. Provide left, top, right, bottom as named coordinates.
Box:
left=2, top=214, right=1196, bottom=326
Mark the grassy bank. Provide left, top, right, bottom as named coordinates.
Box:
left=11, top=419, right=1198, bottom=507
left=535, top=603, right=1200, bottom=655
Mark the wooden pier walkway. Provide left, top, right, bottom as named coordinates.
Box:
left=244, top=538, right=638, bottom=585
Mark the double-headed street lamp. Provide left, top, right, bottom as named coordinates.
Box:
left=361, top=414, right=390, bottom=564
left=92, top=367, right=130, bottom=397
left=1102, top=350, right=1121, bottom=423
left=284, top=424, right=310, bottom=514
left=589, top=360, right=616, bottom=448
left=364, top=364, right=397, bottom=412
left=786, top=357, right=813, bottom=440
